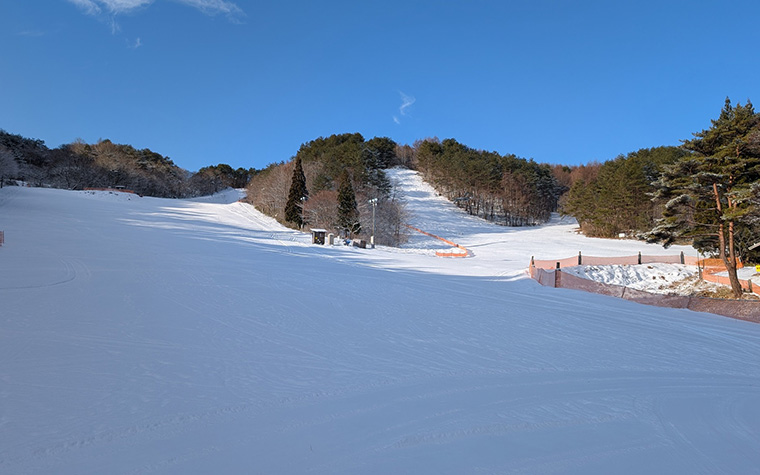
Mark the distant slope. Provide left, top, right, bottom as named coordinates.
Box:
left=1, top=184, right=759, bottom=474
left=387, top=168, right=694, bottom=277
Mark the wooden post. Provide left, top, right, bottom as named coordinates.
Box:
left=680, top=251, right=684, bottom=264
left=554, top=262, right=561, bottom=288
left=0, top=230, right=4, bottom=247
left=637, top=251, right=641, bottom=265
left=578, top=251, right=582, bottom=265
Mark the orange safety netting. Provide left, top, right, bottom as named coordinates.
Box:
left=406, top=225, right=470, bottom=258
left=528, top=254, right=760, bottom=321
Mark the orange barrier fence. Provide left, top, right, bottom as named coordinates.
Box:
left=530, top=266, right=760, bottom=322
left=531, top=253, right=753, bottom=293
left=702, top=273, right=755, bottom=291
left=531, top=252, right=697, bottom=270
left=529, top=254, right=760, bottom=321
left=406, top=225, right=470, bottom=258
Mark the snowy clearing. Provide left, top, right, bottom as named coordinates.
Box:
left=1, top=170, right=759, bottom=474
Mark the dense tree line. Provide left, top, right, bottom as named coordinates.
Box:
left=415, top=138, right=562, bottom=226
left=189, top=163, right=258, bottom=196
left=0, top=129, right=254, bottom=198
left=561, top=146, right=690, bottom=238
left=246, top=133, right=408, bottom=245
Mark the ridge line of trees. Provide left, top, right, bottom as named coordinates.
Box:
left=0, top=130, right=256, bottom=198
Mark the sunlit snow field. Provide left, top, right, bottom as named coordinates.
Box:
left=1, top=169, right=759, bottom=474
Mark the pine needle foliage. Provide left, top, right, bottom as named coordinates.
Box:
left=284, top=157, right=308, bottom=227
left=337, top=169, right=361, bottom=237
left=648, top=98, right=760, bottom=297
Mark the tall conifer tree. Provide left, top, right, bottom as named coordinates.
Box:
left=337, top=170, right=360, bottom=237
left=285, top=157, right=308, bottom=228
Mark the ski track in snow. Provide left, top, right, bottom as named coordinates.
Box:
left=1, top=173, right=759, bottom=474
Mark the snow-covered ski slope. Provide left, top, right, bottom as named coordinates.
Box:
left=1, top=171, right=759, bottom=474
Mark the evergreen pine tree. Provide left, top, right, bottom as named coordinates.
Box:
left=337, top=170, right=361, bottom=237
left=284, top=157, right=308, bottom=228
left=649, top=98, right=760, bottom=297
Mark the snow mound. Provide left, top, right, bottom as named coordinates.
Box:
left=562, top=264, right=697, bottom=293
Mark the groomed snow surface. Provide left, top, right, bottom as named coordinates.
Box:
left=1, top=169, right=759, bottom=474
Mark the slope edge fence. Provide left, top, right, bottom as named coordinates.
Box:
left=529, top=253, right=760, bottom=322
left=406, top=225, right=469, bottom=257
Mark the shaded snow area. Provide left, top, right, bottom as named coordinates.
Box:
left=2, top=172, right=760, bottom=474
left=562, top=264, right=697, bottom=294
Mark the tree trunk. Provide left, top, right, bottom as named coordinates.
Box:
left=726, top=219, right=743, bottom=298
left=713, top=183, right=742, bottom=297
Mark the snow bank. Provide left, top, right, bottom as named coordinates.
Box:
left=562, top=263, right=697, bottom=293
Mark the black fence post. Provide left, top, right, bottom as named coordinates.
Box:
left=578, top=251, right=582, bottom=266
left=680, top=251, right=684, bottom=264
left=638, top=251, right=642, bottom=265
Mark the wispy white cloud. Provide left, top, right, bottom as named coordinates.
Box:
left=67, top=0, right=244, bottom=29
left=394, top=91, right=415, bottom=124
left=399, top=91, right=415, bottom=116
left=67, top=0, right=102, bottom=15
left=67, top=0, right=153, bottom=33
left=68, top=0, right=154, bottom=15
left=173, top=0, right=244, bottom=19
left=128, top=36, right=142, bottom=48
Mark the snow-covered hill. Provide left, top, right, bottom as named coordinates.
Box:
left=1, top=172, right=759, bottom=474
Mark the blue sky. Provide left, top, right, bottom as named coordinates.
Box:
left=2, top=1, right=759, bottom=171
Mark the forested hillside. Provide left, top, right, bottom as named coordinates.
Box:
left=0, top=130, right=254, bottom=198
left=246, top=133, right=408, bottom=246
left=415, top=138, right=563, bottom=226
left=562, top=146, right=690, bottom=238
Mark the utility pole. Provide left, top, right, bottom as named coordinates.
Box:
left=369, top=198, right=378, bottom=248
left=300, top=196, right=307, bottom=230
